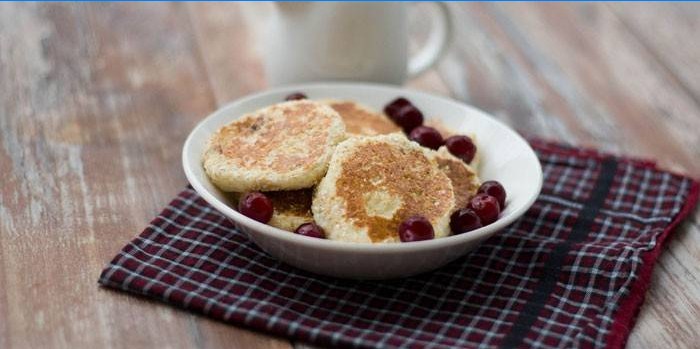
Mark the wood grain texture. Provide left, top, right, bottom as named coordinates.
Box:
left=608, top=3, right=700, bottom=105
left=444, top=2, right=700, bottom=175
left=489, top=3, right=700, bottom=174
left=0, top=2, right=698, bottom=348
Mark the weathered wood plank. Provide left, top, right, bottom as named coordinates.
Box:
left=0, top=2, right=289, bottom=348
left=479, top=3, right=700, bottom=176
left=437, top=4, right=589, bottom=145
left=185, top=2, right=266, bottom=106
left=608, top=3, right=700, bottom=105
left=442, top=2, right=700, bottom=177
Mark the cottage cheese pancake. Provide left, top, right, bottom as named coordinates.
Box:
left=434, top=147, right=481, bottom=208
left=323, top=99, right=400, bottom=136
left=203, top=100, right=345, bottom=192
left=313, top=134, right=455, bottom=243
left=226, top=190, right=313, bottom=231
left=266, top=189, right=314, bottom=231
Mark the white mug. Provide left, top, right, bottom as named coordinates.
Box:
left=264, top=2, right=453, bottom=86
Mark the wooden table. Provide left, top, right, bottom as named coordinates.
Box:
left=1, top=3, right=698, bottom=348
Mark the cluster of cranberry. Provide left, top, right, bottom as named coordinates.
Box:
left=383, top=97, right=507, bottom=242
left=396, top=181, right=506, bottom=243
left=384, top=98, right=476, bottom=164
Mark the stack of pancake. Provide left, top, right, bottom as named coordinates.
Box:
left=203, top=99, right=480, bottom=243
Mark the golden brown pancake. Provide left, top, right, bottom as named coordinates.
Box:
left=434, top=147, right=481, bottom=208
left=312, top=134, right=455, bottom=243
left=265, top=189, right=314, bottom=231
left=203, top=100, right=345, bottom=192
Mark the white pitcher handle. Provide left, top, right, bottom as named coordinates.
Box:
left=407, top=2, right=453, bottom=78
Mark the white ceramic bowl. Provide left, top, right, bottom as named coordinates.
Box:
left=183, top=83, right=542, bottom=279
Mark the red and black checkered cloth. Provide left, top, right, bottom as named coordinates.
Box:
left=99, top=140, right=698, bottom=349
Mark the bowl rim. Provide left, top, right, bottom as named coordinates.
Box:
left=182, top=82, right=543, bottom=253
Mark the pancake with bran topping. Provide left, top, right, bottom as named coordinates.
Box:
left=266, top=189, right=314, bottom=231
left=312, top=134, right=456, bottom=243
left=433, top=147, right=481, bottom=208
left=203, top=100, right=345, bottom=192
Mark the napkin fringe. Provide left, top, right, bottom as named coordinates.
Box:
left=605, top=179, right=699, bottom=349
left=528, top=139, right=700, bottom=348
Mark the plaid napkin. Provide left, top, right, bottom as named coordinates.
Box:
left=99, top=140, right=698, bottom=349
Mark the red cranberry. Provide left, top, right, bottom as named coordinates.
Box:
left=383, top=97, right=412, bottom=118
left=393, top=105, right=424, bottom=133
left=409, top=126, right=444, bottom=150
left=238, top=192, right=274, bottom=223
left=478, top=181, right=506, bottom=209
left=468, top=194, right=500, bottom=225
left=445, top=135, right=477, bottom=164
left=450, top=209, right=483, bottom=234
left=294, top=223, right=326, bottom=239
left=398, top=215, right=435, bottom=242
left=285, top=92, right=307, bottom=101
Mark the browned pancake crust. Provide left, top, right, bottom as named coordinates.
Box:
left=335, top=141, right=453, bottom=242
left=435, top=155, right=480, bottom=208
left=327, top=100, right=400, bottom=136
left=265, top=189, right=313, bottom=218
